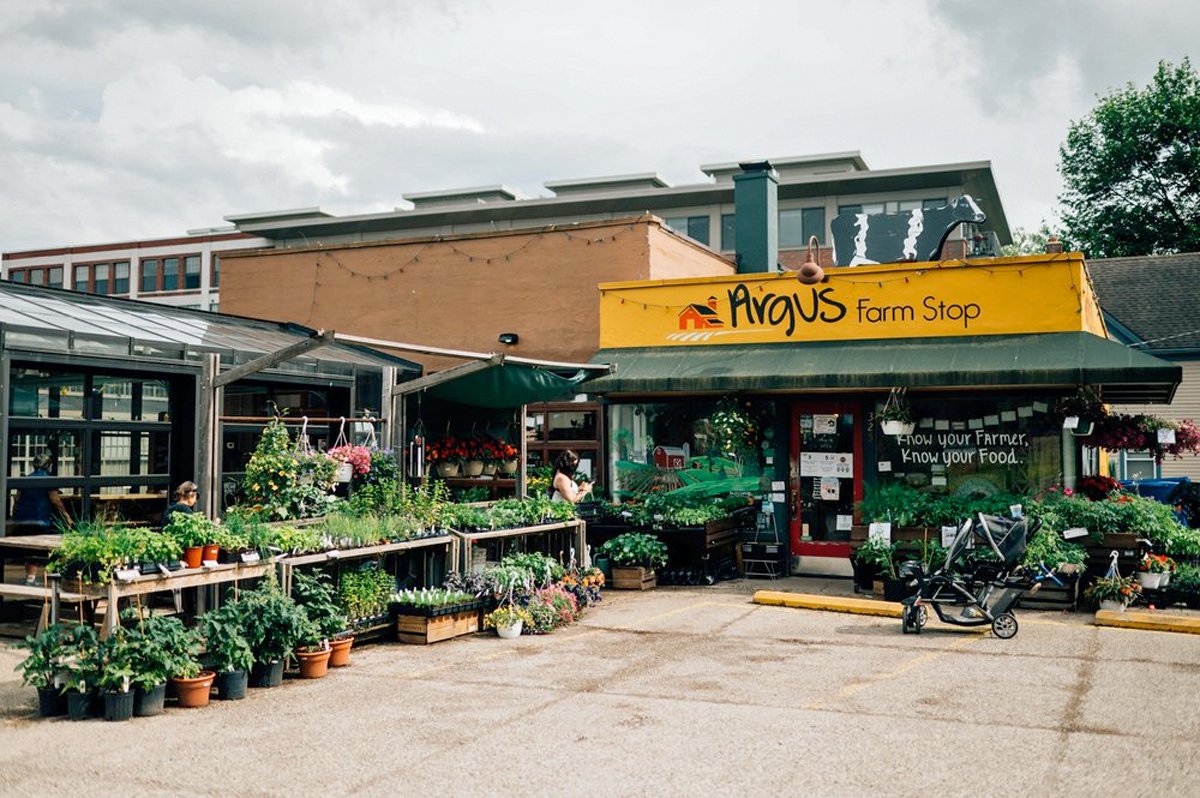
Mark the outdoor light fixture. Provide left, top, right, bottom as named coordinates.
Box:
left=794, top=235, right=827, bottom=285
left=498, top=332, right=519, bottom=345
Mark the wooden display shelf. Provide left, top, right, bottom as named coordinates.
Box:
left=277, top=535, right=457, bottom=594
left=451, top=519, right=587, bottom=572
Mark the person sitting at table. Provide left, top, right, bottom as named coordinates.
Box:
left=161, top=480, right=200, bottom=527
left=11, top=451, right=72, bottom=585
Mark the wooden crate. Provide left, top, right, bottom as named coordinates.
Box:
left=1017, top=577, right=1080, bottom=611
left=611, top=566, right=656, bottom=590
left=396, top=610, right=479, bottom=645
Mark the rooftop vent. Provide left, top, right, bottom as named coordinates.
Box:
left=401, top=185, right=519, bottom=209
left=544, top=173, right=670, bottom=196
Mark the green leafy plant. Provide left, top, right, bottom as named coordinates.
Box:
left=57, top=624, right=100, bottom=693
left=1021, top=527, right=1087, bottom=573
left=92, top=629, right=137, bottom=694
left=293, top=571, right=350, bottom=640
left=14, top=623, right=78, bottom=690
left=338, top=562, right=396, bottom=622
left=235, top=579, right=311, bottom=663
left=242, top=417, right=340, bottom=520
left=163, top=511, right=217, bottom=549
left=49, top=522, right=184, bottom=584
left=852, top=537, right=897, bottom=579
left=391, top=588, right=478, bottom=612
left=599, top=532, right=668, bottom=570
left=199, top=603, right=255, bottom=674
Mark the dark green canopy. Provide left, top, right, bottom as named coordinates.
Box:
left=425, top=363, right=595, bottom=408
left=588, top=332, right=1180, bottom=403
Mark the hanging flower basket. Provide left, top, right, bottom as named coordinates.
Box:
left=881, top=420, right=916, bottom=436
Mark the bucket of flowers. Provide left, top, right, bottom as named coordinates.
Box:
left=1138, top=554, right=1176, bottom=590
left=426, top=437, right=467, bottom=478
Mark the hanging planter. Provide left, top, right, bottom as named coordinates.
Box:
left=877, top=387, right=915, bottom=436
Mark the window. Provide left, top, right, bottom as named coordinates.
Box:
left=720, top=214, right=736, bottom=251
left=141, top=259, right=159, bottom=292
left=7, top=365, right=176, bottom=526
left=93, top=263, right=109, bottom=295
left=112, top=262, right=130, bottom=294
left=162, top=257, right=179, bottom=291
left=663, top=215, right=711, bottom=246
left=1114, top=450, right=1160, bottom=481
left=7, top=267, right=62, bottom=287
left=74, top=265, right=90, bottom=292
left=137, top=253, right=198, bottom=292
left=184, top=255, right=201, bottom=290
left=527, top=401, right=603, bottom=485
left=779, top=207, right=826, bottom=247
left=212, top=256, right=220, bottom=288
left=838, top=198, right=946, bottom=216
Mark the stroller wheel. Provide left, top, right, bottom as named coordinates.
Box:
left=916, top=605, right=928, bottom=629
left=992, top=612, right=1018, bottom=640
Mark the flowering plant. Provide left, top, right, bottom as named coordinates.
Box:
left=1076, top=475, right=1121, bottom=501
left=1084, top=574, right=1142, bottom=605
left=426, top=436, right=469, bottom=466
left=242, top=418, right=339, bottom=520
left=328, top=444, right=373, bottom=476
left=1084, top=414, right=1200, bottom=461
left=483, top=604, right=532, bottom=630
left=1140, top=553, right=1177, bottom=574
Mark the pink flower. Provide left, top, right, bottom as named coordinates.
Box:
left=1063, top=487, right=1074, bottom=497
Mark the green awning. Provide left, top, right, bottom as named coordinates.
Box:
left=426, top=363, right=594, bottom=408
left=588, top=332, right=1181, bottom=403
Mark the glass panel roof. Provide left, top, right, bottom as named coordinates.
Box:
left=0, top=282, right=417, bottom=374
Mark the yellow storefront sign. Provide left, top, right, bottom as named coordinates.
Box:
left=599, top=254, right=1105, bottom=349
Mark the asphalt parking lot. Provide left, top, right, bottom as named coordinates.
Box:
left=2, top=583, right=1198, bottom=797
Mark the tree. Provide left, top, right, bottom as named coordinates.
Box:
left=1058, top=58, right=1200, bottom=258
left=1000, top=224, right=1068, bottom=257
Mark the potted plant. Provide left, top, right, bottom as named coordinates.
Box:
left=293, top=571, right=354, bottom=667
left=1057, top=386, right=1105, bottom=436
left=484, top=604, right=533, bottom=639
left=598, top=532, right=668, bottom=589
left=16, top=623, right=73, bottom=717
left=57, top=624, right=101, bottom=721
left=851, top=537, right=893, bottom=593
left=237, top=580, right=310, bottom=688
left=149, top=617, right=211, bottom=708
left=426, top=436, right=466, bottom=478
left=1169, top=563, right=1200, bottom=609
left=1084, top=573, right=1142, bottom=612
left=877, top=387, right=915, bottom=436
left=164, top=511, right=218, bottom=568
left=117, top=610, right=187, bottom=716
left=200, top=603, right=255, bottom=700
left=392, top=587, right=482, bottom=644
left=94, top=630, right=137, bottom=722
left=1141, top=553, right=1177, bottom=589
left=293, top=617, right=332, bottom=679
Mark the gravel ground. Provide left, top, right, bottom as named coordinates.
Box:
left=1, top=582, right=1198, bottom=797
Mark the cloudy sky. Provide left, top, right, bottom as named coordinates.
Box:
left=1, top=0, right=1196, bottom=252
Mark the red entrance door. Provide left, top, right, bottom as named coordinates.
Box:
left=789, top=402, right=864, bottom=560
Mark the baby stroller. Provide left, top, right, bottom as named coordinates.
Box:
left=899, top=513, right=1043, bottom=639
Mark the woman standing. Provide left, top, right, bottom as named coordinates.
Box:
left=550, top=450, right=592, bottom=504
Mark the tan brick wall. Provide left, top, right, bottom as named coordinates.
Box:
left=220, top=217, right=731, bottom=370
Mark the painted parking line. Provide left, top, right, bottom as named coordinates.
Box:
left=803, top=631, right=986, bottom=711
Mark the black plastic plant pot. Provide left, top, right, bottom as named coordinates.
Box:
left=66, top=690, right=92, bottom=721
left=36, top=686, right=67, bottom=718
left=214, top=669, right=249, bottom=700
left=249, top=659, right=284, bottom=688
left=134, top=683, right=166, bottom=717
left=103, top=690, right=135, bottom=722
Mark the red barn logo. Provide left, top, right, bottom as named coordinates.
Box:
left=678, top=296, right=724, bottom=330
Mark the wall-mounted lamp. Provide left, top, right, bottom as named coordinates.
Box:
left=793, top=235, right=827, bottom=285
left=498, top=332, right=519, bottom=345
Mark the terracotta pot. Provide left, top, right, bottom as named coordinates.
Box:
left=171, top=672, right=215, bottom=708
left=183, top=546, right=204, bottom=569
left=328, top=636, right=354, bottom=667
left=295, top=647, right=332, bottom=679
left=202, top=544, right=220, bottom=563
